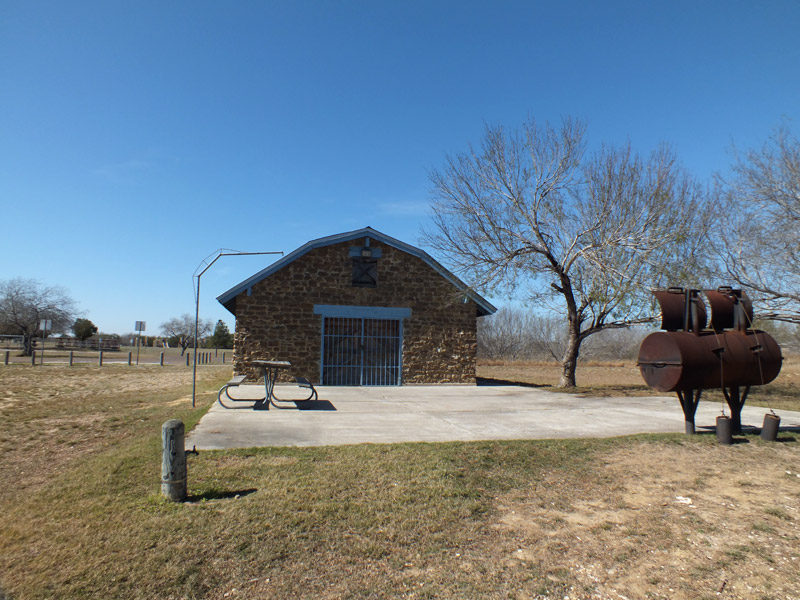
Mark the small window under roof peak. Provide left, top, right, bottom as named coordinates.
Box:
left=352, top=257, right=377, bottom=287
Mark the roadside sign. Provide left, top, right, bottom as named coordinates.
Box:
left=134, top=321, right=146, bottom=365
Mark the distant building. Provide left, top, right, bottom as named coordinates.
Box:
left=217, top=226, right=496, bottom=385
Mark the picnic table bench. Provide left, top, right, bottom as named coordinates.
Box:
left=217, top=360, right=317, bottom=410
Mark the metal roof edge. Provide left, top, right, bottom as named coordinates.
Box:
left=216, top=226, right=497, bottom=316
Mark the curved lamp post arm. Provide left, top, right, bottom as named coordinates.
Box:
left=192, top=250, right=282, bottom=407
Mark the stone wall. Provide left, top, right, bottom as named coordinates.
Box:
left=231, top=237, right=479, bottom=384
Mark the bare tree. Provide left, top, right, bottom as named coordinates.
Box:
left=581, top=326, right=650, bottom=361
left=713, top=124, right=800, bottom=323
left=479, top=305, right=648, bottom=362
left=425, top=118, right=708, bottom=387
left=478, top=307, right=539, bottom=360
left=0, top=278, right=78, bottom=355
left=160, top=314, right=213, bottom=355
left=479, top=309, right=571, bottom=362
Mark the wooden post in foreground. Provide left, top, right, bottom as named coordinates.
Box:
left=69, top=351, right=74, bottom=366
left=161, top=420, right=187, bottom=501
left=185, top=353, right=190, bottom=367
left=160, top=352, right=164, bottom=367
left=128, top=351, right=132, bottom=366
left=4, top=350, right=8, bottom=365
left=31, top=351, right=36, bottom=366
left=98, top=351, right=103, bottom=366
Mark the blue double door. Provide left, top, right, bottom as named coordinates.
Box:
left=321, top=316, right=402, bottom=386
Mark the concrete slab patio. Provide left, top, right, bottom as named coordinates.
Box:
left=186, top=384, right=800, bottom=450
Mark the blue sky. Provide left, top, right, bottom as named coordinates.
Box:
left=1, top=1, right=798, bottom=336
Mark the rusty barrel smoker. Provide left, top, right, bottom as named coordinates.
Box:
left=638, top=287, right=782, bottom=434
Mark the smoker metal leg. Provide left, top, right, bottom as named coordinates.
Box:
left=676, top=389, right=702, bottom=434
left=722, top=385, right=749, bottom=435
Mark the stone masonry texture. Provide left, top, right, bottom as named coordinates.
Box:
left=231, top=238, right=481, bottom=384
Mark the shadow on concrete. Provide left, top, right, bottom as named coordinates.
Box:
left=217, top=401, right=258, bottom=409
left=269, top=399, right=337, bottom=411
left=296, top=399, right=337, bottom=411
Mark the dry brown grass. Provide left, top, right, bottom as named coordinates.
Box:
left=0, top=364, right=229, bottom=503
left=0, top=363, right=798, bottom=599
left=478, top=355, right=800, bottom=409
left=494, top=440, right=800, bottom=599
left=478, top=359, right=646, bottom=389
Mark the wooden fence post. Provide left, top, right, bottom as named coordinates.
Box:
left=4, top=350, right=8, bottom=365
left=222, top=352, right=226, bottom=364
left=161, top=420, right=187, bottom=502
left=98, top=351, right=103, bottom=366
left=31, top=351, right=36, bottom=366
left=128, top=351, right=132, bottom=366
left=69, top=351, right=74, bottom=367
left=160, top=352, right=164, bottom=367
left=185, top=353, right=189, bottom=367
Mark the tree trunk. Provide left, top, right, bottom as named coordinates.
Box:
left=559, top=328, right=581, bottom=388
left=22, top=333, right=34, bottom=357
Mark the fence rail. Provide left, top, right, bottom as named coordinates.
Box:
left=1, top=346, right=231, bottom=367
left=54, top=338, right=121, bottom=351
left=0, top=336, right=122, bottom=351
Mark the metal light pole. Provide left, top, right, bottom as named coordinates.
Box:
left=39, top=319, right=52, bottom=366
left=192, top=249, right=282, bottom=407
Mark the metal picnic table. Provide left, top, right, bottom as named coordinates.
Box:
left=217, top=360, right=318, bottom=410
left=252, top=360, right=292, bottom=410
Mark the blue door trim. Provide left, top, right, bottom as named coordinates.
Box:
left=313, top=304, right=412, bottom=320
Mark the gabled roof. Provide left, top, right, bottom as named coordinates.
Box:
left=216, top=226, right=497, bottom=317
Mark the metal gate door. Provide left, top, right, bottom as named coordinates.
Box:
left=321, top=317, right=401, bottom=385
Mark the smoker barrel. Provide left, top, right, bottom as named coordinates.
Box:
left=654, top=289, right=707, bottom=331
left=705, top=289, right=753, bottom=331
left=638, top=330, right=782, bottom=392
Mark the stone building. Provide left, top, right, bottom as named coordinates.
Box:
left=217, top=227, right=496, bottom=385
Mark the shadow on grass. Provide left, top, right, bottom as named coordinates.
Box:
left=186, top=488, right=258, bottom=503
left=695, top=424, right=800, bottom=444
left=476, top=377, right=548, bottom=388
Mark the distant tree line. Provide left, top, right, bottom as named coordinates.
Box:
left=0, top=279, right=235, bottom=357
left=478, top=307, right=799, bottom=363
